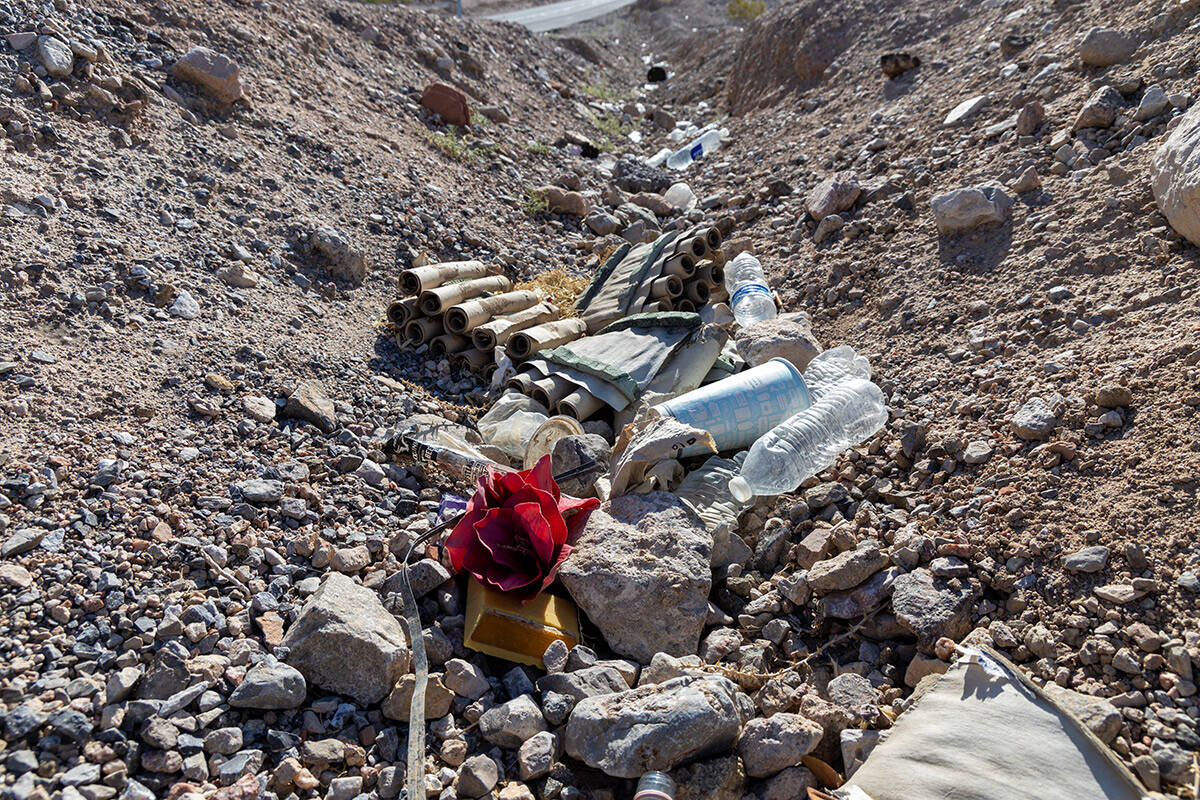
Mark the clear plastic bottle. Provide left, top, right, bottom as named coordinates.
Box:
left=634, top=772, right=677, bottom=800
left=802, top=345, right=872, bottom=401
left=666, top=129, right=723, bottom=170
left=724, top=252, right=777, bottom=327
left=728, top=378, right=888, bottom=501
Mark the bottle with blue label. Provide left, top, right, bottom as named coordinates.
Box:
left=724, top=251, right=776, bottom=326
left=666, top=129, right=723, bottom=169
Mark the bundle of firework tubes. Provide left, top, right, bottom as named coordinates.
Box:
left=386, top=223, right=727, bottom=421
left=387, top=261, right=579, bottom=384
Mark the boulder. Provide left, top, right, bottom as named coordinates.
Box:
left=805, top=172, right=860, bottom=221
left=736, top=713, right=822, bottom=777
left=564, top=675, right=750, bottom=778
left=171, top=47, right=243, bottom=103
left=931, top=185, right=1012, bottom=234
left=734, top=317, right=822, bottom=371
left=281, top=573, right=410, bottom=704
left=558, top=493, right=712, bottom=663
left=1078, top=27, right=1138, bottom=67
left=890, top=568, right=980, bottom=652
left=310, top=226, right=369, bottom=284
left=284, top=381, right=336, bottom=433
left=1152, top=102, right=1200, bottom=246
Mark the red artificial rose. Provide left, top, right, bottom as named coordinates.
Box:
left=444, top=455, right=599, bottom=603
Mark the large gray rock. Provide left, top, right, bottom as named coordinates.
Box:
left=736, top=713, right=822, bottom=778
left=734, top=317, right=822, bottom=371
left=565, top=675, right=751, bottom=778
left=281, top=573, right=410, bottom=704
left=931, top=185, right=1012, bottom=234
left=171, top=46, right=243, bottom=103
left=1152, top=102, right=1200, bottom=247
left=1078, top=27, right=1138, bottom=67
left=536, top=665, right=629, bottom=703
left=311, top=226, right=369, bottom=284
left=558, top=493, right=712, bottom=663
left=457, top=755, right=498, bottom=798
left=229, top=658, right=306, bottom=709
left=890, top=568, right=980, bottom=652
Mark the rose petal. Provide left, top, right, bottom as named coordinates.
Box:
left=559, top=495, right=601, bottom=539
left=444, top=509, right=487, bottom=571
left=511, top=501, right=556, bottom=565
left=472, top=509, right=531, bottom=572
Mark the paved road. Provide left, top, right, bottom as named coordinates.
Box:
left=484, top=0, right=636, bottom=32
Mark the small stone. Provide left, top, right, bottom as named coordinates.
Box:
left=1079, top=27, right=1138, bottom=67
left=310, top=226, right=369, bottom=284
left=169, top=289, right=201, bottom=319
left=1074, top=85, right=1123, bottom=130
left=38, top=35, right=74, bottom=77
left=943, top=95, right=988, bottom=127
left=808, top=541, right=888, bottom=594
left=543, top=640, right=569, bottom=673
left=1094, top=583, right=1145, bottom=604
left=479, top=694, right=548, bottom=748
left=1063, top=546, right=1109, bottom=573
left=543, top=186, right=589, bottom=217
left=382, top=674, right=454, bottom=720
left=237, top=479, right=283, bottom=504
left=172, top=46, right=243, bottom=103
left=931, top=185, right=1013, bottom=234
left=242, top=395, right=276, bottom=423
left=1011, top=396, right=1059, bottom=440
left=284, top=381, right=336, bottom=433
left=805, top=172, right=860, bottom=221
left=736, top=713, right=822, bottom=777
left=457, top=755, right=499, bottom=798
left=518, top=731, right=558, bottom=780
left=204, top=727, right=244, bottom=755
left=228, top=658, right=306, bottom=709
left=444, top=658, right=491, bottom=699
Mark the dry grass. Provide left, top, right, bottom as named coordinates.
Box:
left=515, top=269, right=589, bottom=317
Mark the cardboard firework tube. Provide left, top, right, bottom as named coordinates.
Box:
left=647, top=300, right=674, bottom=312
left=387, top=297, right=419, bottom=328
left=685, top=280, right=711, bottom=305
left=507, top=318, right=587, bottom=361
left=703, top=226, right=722, bottom=251
left=649, top=275, right=683, bottom=300
left=406, top=316, right=443, bottom=346
left=661, top=253, right=697, bottom=279
left=698, top=263, right=725, bottom=288
left=445, top=290, right=540, bottom=335
left=399, top=260, right=491, bottom=295
left=530, top=374, right=573, bottom=408
left=419, top=275, right=512, bottom=316
left=505, top=372, right=536, bottom=394
left=472, top=302, right=559, bottom=351
left=557, top=387, right=604, bottom=421
left=710, top=285, right=730, bottom=303
left=677, top=299, right=697, bottom=313
left=454, top=348, right=490, bottom=372
left=430, top=332, right=470, bottom=357
left=687, top=233, right=711, bottom=261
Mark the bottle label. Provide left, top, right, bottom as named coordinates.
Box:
left=689, top=142, right=703, bottom=160
left=731, top=283, right=771, bottom=306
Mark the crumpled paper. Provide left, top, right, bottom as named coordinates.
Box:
left=608, top=414, right=715, bottom=497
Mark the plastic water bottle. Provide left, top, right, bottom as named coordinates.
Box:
left=634, top=772, right=676, bottom=800
left=803, top=345, right=872, bottom=401
left=724, top=252, right=776, bottom=327
left=666, top=129, right=722, bottom=170
left=728, top=378, right=888, bottom=501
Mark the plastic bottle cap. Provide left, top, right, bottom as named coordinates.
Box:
left=728, top=476, right=753, bottom=503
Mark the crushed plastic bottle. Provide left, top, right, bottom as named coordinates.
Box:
left=666, top=129, right=723, bottom=170
left=675, top=452, right=749, bottom=531
left=728, top=377, right=888, bottom=501
left=802, top=345, right=872, bottom=401
left=724, top=252, right=777, bottom=327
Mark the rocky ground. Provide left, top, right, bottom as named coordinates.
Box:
left=2, top=0, right=1199, bottom=798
